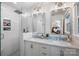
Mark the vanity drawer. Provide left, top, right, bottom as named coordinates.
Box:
left=39, top=44, right=50, bottom=51
left=39, top=44, right=51, bottom=56
left=39, top=49, right=50, bottom=56
left=39, top=52, right=50, bottom=56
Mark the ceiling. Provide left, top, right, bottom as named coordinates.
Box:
left=3, top=2, right=76, bottom=15
left=3, top=2, right=56, bottom=13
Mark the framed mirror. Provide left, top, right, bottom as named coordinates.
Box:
left=50, top=9, right=65, bottom=35
left=50, top=7, right=72, bottom=41
left=64, top=7, right=72, bottom=34
left=64, top=7, right=72, bottom=41
left=32, top=13, right=46, bottom=34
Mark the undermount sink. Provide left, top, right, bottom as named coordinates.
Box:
left=47, top=35, right=67, bottom=41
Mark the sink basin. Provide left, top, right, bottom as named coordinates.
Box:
left=47, top=35, right=67, bottom=41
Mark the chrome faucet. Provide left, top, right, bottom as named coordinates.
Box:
left=41, top=33, right=49, bottom=39
left=41, top=33, right=44, bottom=39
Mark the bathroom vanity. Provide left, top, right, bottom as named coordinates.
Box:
left=23, top=33, right=79, bottom=56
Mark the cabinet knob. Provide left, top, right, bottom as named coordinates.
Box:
left=31, top=44, right=33, bottom=48
left=60, top=50, right=64, bottom=56
left=42, top=52, right=47, bottom=55
left=1, top=33, right=4, bottom=39
left=42, top=47, right=47, bottom=49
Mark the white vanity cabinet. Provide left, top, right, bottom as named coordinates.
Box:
left=51, top=47, right=77, bottom=56
left=24, top=41, right=61, bottom=56
left=32, top=43, right=40, bottom=56
left=76, top=49, right=79, bottom=56
left=62, top=48, right=77, bottom=56
left=24, top=40, right=77, bottom=56
left=24, top=41, right=51, bottom=56
left=24, top=41, right=32, bottom=56
left=24, top=41, right=39, bottom=56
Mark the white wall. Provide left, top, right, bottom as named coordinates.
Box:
left=22, top=12, right=52, bottom=34
left=1, top=3, right=21, bottom=56
left=27, top=16, right=32, bottom=32
left=32, top=14, right=37, bottom=32
left=71, top=4, right=79, bottom=47
left=45, top=12, right=51, bottom=34
left=32, top=13, right=46, bottom=34
left=22, top=15, right=32, bottom=33
left=22, top=17, right=28, bottom=32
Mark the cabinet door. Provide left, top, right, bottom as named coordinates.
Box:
left=24, top=41, right=40, bottom=56
left=32, top=43, right=40, bottom=56
left=76, top=49, right=79, bottom=56
left=63, top=48, right=76, bottom=56
left=51, top=46, right=60, bottom=56
left=24, top=41, right=32, bottom=56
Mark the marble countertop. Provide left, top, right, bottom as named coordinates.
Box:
left=23, top=33, right=79, bottom=49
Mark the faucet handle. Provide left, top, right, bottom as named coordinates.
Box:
left=46, top=34, right=49, bottom=37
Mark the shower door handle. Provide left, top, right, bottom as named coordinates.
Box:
left=1, top=33, right=4, bottom=39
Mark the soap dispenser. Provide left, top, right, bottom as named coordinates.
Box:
left=41, top=33, right=44, bottom=39
left=46, top=34, right=49, bottom=37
